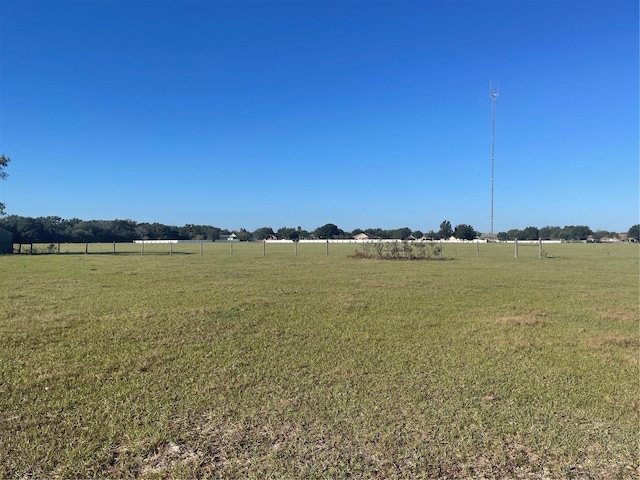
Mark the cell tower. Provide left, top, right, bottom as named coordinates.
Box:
left=489, top=80, right=499, bottom=234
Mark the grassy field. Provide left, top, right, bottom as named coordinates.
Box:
left=1, top=242, right=638, bottom=478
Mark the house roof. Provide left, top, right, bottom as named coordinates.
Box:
left=479, top=233, right=499, bottom=240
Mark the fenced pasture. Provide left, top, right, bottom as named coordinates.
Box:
left=12, top=239, right=592, bottom=260
left=1, top=243, right=638, bottom=478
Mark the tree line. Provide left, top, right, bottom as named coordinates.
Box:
left=497, top=225, right=593, bottom=241
left=2, top=215, right=636, bottom=244
left=0, top=216, right=475, bottom=243
left=496, top=225, right=639, bottom=242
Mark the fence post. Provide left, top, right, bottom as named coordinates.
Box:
left=200, top=241, right=203, bottom=256
left=141, top=240, right=144, bottom=255
left=326, top=240, right=329, bottom=256
left=263, top=240, right=266, bottom=256
left=476, top=242, right=480, bottom=258
left=295, top=240, right=298, bottom=256
left=57, top=242, right=61, bottom=254
left=170, top=242, right=173, bottom=256
left=113, top=241, right=116, bottom=254
left=538, top=238, right=543, bottom=258
left=30, top=243, right=33, bottom=254
left=514, top=239, right=519, bottom=259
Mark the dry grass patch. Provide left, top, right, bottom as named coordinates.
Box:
left=590, top=334, right=640, bottom=349
left=495, top=313, right=546, bottom=327
left=586, top=333, right=640, bottom=368
left=139, top=442, right=201, bottom=477
left=596, top=306, right=638, bottom=322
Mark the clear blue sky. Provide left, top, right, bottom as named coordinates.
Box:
left=0, top=0, right=637, bottom=233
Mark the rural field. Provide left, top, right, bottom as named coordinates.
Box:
left=0, top=242, right=638, bottom=479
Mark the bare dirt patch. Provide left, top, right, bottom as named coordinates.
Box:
left=139, top=441, right=200, bottom=476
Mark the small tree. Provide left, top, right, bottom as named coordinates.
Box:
left=628, top=224, right=640, bottom=241
left=235, top=228, right=252, bottom=242
left=276, top=226, right=299, bottom=240
left=453, top=224, right=478, bottom=241
left=0, top=154, right=10, bottom=216
left=507, top=229, right=522, bottom=240
left=253, top=226, right=275, bottom=240
left=521, top=226, right=540, bottom=240
left=314, top=223, right=343, bottom=239
left=539, top=226, right=561, bottom=240
left=438, top=220, right=453, bottom=239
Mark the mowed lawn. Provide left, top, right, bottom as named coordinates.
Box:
left=1, top=243, right=638, bottom=479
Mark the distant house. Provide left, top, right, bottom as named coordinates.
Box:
left=479, top=233, right=499, bottom=242
left=600, top=236, right=621, bottom=243
left=0, top=227, right=13, bottom=254
left=352, top=233, right=384, bottom=241
left=219, top=233, right=238, bottom=242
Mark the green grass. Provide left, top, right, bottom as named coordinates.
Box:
left=1, top=243, right=638, bottom=478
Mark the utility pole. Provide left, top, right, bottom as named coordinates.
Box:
left=489, top=81, right=499, bottom=234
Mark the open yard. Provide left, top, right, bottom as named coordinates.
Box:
left=1, top=242, right=638, bottom=478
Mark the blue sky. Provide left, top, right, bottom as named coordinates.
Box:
left=0, top=0, right=637, bottom=233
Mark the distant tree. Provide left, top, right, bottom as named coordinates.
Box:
left=136, top=222, right=178, bottom=240
left=411, top=230, right=423, bottom=239
left=539, top=226, right=561, bottom=240
left=0, top=154, right=10, bottom=215
left=297, top=227, right=309, bottom=240
left=314, top=223, right=343, bottom=239
left=38, top=216, right=65, bottom=242
left=235, top=228, right=252, bottom=242
left=507, top=229, right=522, bottom=240
left=389, top=227, right=412, bottom=240
left=70, top=220, right=98, bottom=242
left=438, top=220, right=453, bottom=239
left=13, top=216, right=45, bottom=243
left=253, top=226, right=275, bottom=240
left=521, top=226, right=540, bottom=240
left=560, top=225, right=592, bottom=241
left=628, top=224, right=640, bottom=241
left=276, top=226, right=298, bottom=240
left=453, top=224, right=478, bottom=240
left=497, top=231, right=509, bottom=241
left=365, top=228, right=385, bottom=239
left=109, top=219, right=138, bottom=242
left=178, top=223, right=220, bottom=241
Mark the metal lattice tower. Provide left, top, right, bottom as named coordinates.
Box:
left=489, top=81, right=499, bottom=234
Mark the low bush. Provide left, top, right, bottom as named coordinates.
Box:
left=355, top=240, right=443, bottom=260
